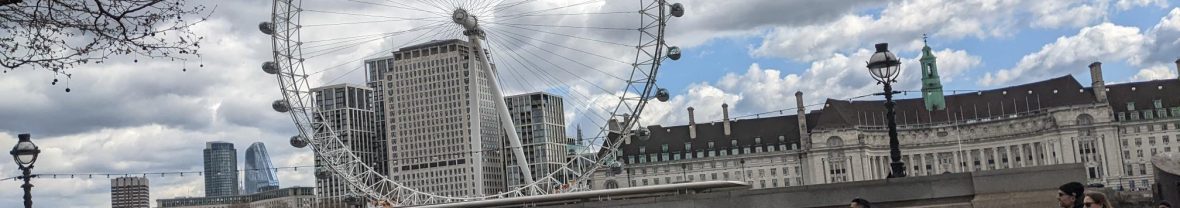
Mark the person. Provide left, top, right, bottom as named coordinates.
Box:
left=1083, top=192, right=1113, bottom=208
left=850, top=198, right=872, bottom=208
left=1160, top=201, right=1172, bottom=208
left=1059, top=182, right=1086, bottom=208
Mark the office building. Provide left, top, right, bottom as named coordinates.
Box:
left=244, top=142, right=280, bottom=194
left=365, top=56, right=394, bottom=176
left=111, top=176, right=149, bottom=208
left=503, top=92, right=568, bottom=190
left=383, top=39, right=505, bottom=196
left=203, top=141, right=238, bottom=197
left=311, top=83, right=380, bottom=204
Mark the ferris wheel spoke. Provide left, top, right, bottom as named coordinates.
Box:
left=403, top=0, right=451, bottom=15
left=484, top=37, right=613, bottom=122
left=495, top=0, right=604, bottom=19
left=302, top=23, right=451, bottom=60
left=484, top=0, right=535, bottom=14
left=345, top=0, right=450, bottom=17
left=490, top=27, right=632, bottom=65
left=485, top=36, right=616, bottom=99
left=486, top=31, right=629, bottom=83
left=302, top=9, right=448, bottom=23
left=303, top=23, right=455, bottom=78
left=497, top=11, right=634, bottom=19
left=487, top=23, right=633, bottom=47
left=300, top=22, right=448, bottom=52
left=482, top=21, right=634, bottom=31
left=301, top=18, right=449, bottom=28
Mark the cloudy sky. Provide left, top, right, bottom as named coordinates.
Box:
left=1, top=0, right=1179, bottom=207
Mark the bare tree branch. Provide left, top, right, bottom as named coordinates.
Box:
left=0, top=0, right=211, bottom=89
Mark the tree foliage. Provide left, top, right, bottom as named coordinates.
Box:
left=0, top=0, right=210, bottom=85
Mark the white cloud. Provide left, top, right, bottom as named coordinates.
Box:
left=981, top=8, right=1180, bottom=86
left=639, top=47, right=980, bottom=126
left=1130, top=64, right=1178, bottom=81
left=1116, top=0, right=1169, bottom=10
left=979, top=23, right=1148, bottom=86
left=748, top=0, right=1142, bottom=62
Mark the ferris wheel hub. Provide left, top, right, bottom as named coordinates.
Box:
left=452, top=8, right=481, bottom=33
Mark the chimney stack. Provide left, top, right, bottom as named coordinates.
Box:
left=688, top=107, right=697, bottom=139
left=1174, top=58, right=1179, bottom=79
left=795, top=91, right=810, bottom=150
left=1089, top=62, right=1107, bottom=102
left=722, top=103, right=731, bottom=136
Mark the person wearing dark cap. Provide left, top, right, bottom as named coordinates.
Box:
left=1059, top=182, right=1086, bottom=208
left=850, top=198, right=872, bottom=208
left=1160, top=201, right=1173, bottom=208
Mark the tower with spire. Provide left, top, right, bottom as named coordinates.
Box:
left=920, top=34, right=947, bottom=111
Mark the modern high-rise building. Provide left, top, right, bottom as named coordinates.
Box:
left=503, top=92, right=568, bottom=190
left=311, top=83, right=380, bottom=204
left=383, top=39, right=506, bottom=196
left=203, top=141, right=239, bottom=197
left=365, top=56, right=394, bottom=176
left=244, top=142, right=280, bottom=194
left=111, top=176, right=149, bottom=208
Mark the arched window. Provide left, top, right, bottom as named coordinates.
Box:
left=1077, top=114, right=1095, bottom=136
left=1077, top=114, right=1094, bottom=125
left=604, top=180, right=619, bottom=189
left=827, top=136, right=844, bottom=147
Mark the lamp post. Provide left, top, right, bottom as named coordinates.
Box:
left=10, top=133, right=41, bottom=208
left=866, top=43, right=905, bottom=178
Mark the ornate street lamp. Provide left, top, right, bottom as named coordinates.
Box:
left=866, top=43, right=905, bottom=178
left=10, top=133, right=41, bottom=208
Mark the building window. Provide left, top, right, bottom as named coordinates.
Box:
left=1154, top=99, right=1163, bottom=109
left=1128, top=102, right=1137, bottom=111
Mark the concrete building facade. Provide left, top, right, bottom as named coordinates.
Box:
left=158, top=187, right=315, bottom=208
left=311, top=83, right=381, bottom=203
left=594, top=59, right=1180, bottom=195
left=503, top=92, right=568, bottom=190
left=203, top=142, right=238, bottom=197
left=365, top=56, right=394, bottom=176
left=382, top=39, right=506, bottom=196
left=111, top=176, right=149, bottom=208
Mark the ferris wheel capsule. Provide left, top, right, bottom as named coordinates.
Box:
left=259, top=22, right=274, bottom=35
left=262, top=61, right=279, bottom=74
left=290, top=135, right=307, bottom=148
left=656, top=88, right=670, bottom=102
left=316, top=167, right=332, bottom=179
left=667, top=46, right=682, bottom=60
left=670, top=3, right=685, bottom=17
left=272, top=100, right=290, bottom=113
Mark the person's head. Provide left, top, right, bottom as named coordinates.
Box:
left=1083, top=192, right=1111, bottom=208
left=1160, top=201, right=1173, bottom=208
left=850, top=198, right=872, bottom=208
left=1059, top=182, right=1085, bottom=207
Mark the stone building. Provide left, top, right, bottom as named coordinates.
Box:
left=594, top=57, right=1180, bottom=193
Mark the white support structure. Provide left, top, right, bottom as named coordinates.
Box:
left=453, top=8, right=538, bottom=192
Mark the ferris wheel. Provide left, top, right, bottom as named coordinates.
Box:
left=260, top=0, right=684, bottom=206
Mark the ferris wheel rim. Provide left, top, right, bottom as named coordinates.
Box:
left=268, top=0, right=675, bottom=205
